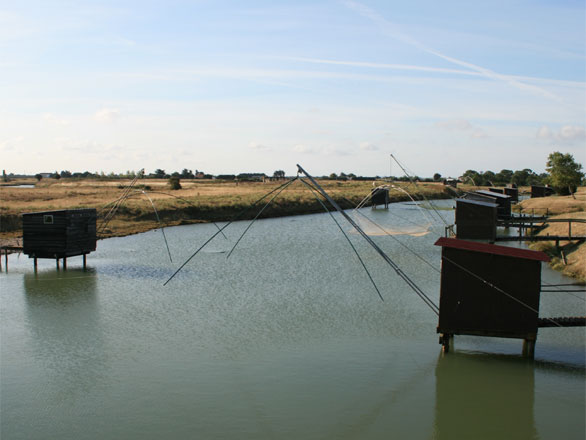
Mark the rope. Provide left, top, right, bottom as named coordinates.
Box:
left=390, top=154, right=450, bottom=227
left=349, top=209, right=441, bottom=274
left=226, top=177, right=298, bottom=259
left=300, top=178, right=384, bottom=301
left=141, top=191, right=173, bottom=263
left=441, top=255, right=563, bottom=327
left=298, top=165, right=439, bottom=315
left=163, top=177, right=299, bottom=286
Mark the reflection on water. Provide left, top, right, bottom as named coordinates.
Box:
left=23, top=270, right=108, bottom=400
left=434, top=351, right=538, bottom=440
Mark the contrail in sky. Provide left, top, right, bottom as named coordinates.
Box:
left=343, top=0, right=562, bottom=103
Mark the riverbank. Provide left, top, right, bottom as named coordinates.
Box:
left=0, top=177, right=458, bottom=244
left=518, top=187, right=586, bottom=282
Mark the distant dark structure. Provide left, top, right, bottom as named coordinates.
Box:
left=370, top=187, right=389, bottom=209
left=531, top=185, right=554, bottom=198
left=503, top=187, right=519, bottom=202
left=466, top=190, right=512, bottom=219
left=443, top=178, right=458, bottom=188
left=434, top=237, right=549, bottom=357
left=22, top=209, right=97, bottom=269
left=455, top=199, right=498, bottom=241
left=488, top=187, right=504, bottom=195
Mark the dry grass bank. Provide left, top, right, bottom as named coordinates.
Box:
left=518, top=187, right=586, bottom=282
left=0, top=177, right=456, bottom=242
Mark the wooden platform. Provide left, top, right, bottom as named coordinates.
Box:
left=537, top=316, right=586, bottom=328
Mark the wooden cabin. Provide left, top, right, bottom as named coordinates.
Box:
left=469, top=190, right=512, bottom=219
left=370, top=187, right=389, bottom=209
left=531, top=185, right=554, bottom=198
left=503, top=187, right=519, bottom=202
left=22, top=209, right=97, bottom=265
left=434, top=237, right=549, bottom=356
left=455, top=199, right=498, bottom=241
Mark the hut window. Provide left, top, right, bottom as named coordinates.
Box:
left=43, top=215, right=54, bottom=224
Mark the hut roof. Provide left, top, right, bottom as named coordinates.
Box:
left=474, top=190, right=511, bottom=200
left=434, top=237, right=550, bottom=262
left=456, top=198, right=498, bottom=208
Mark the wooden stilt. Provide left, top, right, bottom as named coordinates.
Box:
left=440, top=334, right=453, bottom=353
left=83, top=254, right=87, bottom=269
left=63, top=257, right=67, bottom=270
left=34, top=257, right=38, bottom=272
left=4, top=249, right=7, bottom=270
left=522, top=339, right=535, bottom=358
left=56, top=258, right=60, bottom=270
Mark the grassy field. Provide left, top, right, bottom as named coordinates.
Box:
left=0, top=177, right=457, bottom=242
left=518, top=187, right=586, bottom=282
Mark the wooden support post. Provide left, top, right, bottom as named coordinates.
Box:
left=34, top=257, right=38, bottom=272
left=522, top=339, right=535, bottom=358
left=569, top=221, right=572, bottom=239
left=83, top=254, right=87, bottom=270
left=56, top=258, right=60, bottom=270
left=4, top=249, right=7, bottom=270
left=63, top=258, right=67, bottom=270
left=440, top=334, right=453, bottom=353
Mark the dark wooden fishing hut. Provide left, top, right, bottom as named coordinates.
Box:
left=455, top=198, right=498, bottom=241
left=434, top=237, right=549, bottom=357
left=443, top=178, right=458, bottom=188
left=488, top=187, right=504, bottom=195
left=370, top=187, right=389, bottom=209
left=504, top=187, right=518, bottom=202
left=531, top=185, right=554, bottom=198
left=22, top=209, right=97, bottom=269
left=471, top=190, right=511, bottom=219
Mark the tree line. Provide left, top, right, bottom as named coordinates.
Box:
left=14, top=151, right=585, bottom=196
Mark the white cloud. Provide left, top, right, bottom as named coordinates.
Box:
left=42, top=113, right=70, bottom=126
left=536, top=125, right=553, bottom=139
left=359, top=141, right=378, bottom=151
left=292, top=144, right=314, bottom=153
left=559, top=125, right=586, bottom=141
left=537, top=125, right=585, bottom=142
left=94, top=108, right=120, bottom=123
left=248, top=141, right=271, bottom=151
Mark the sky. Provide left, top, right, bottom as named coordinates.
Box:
left=1, top=0, right=584, bottom=178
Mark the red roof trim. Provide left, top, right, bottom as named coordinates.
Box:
left=434, top=237, right=550, bottom=262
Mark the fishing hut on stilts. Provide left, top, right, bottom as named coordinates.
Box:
left=434, top=237, right=585, bottom=357
left=22, top=209, right=97, bottom=270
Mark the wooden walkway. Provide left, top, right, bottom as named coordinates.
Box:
left=538, top=316, right=586, bottom=328
left=495, top=235, right=586, bottom=242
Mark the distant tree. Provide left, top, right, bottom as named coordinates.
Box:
left=462, top=170, right=480, bottom=186
left=180, top=168, right=195, bottom=179
left=545, top=151, right=584, bottom=195
left=60, top=170, right=72, bottom=178
left=2, top=170, right=7, bottom=182
left=273, top=170, right=285, bottom=179
left=153, top=169, right=167, bottom=179
left=433, top=173, right=442, bottom=181
left=347, top=173, right=356, bottom=180
left=168, top=176, right=181, bottom=190
left=34, top=173, right=43, bottom=181
left=339, top=172, right=348, bottom=181
left=495, top=169, right=513, bottom=186
left=52, top=172, right=61, bottom=180
left=329, top=173, right=338, bottom=180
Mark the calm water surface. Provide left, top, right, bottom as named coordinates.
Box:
left=1, top=201, right=584, bottom=439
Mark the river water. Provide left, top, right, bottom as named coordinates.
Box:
left=1, top=201, right=584, bottom=439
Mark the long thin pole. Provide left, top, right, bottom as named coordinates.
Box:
left=296, top=164, right=439, bottom=315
